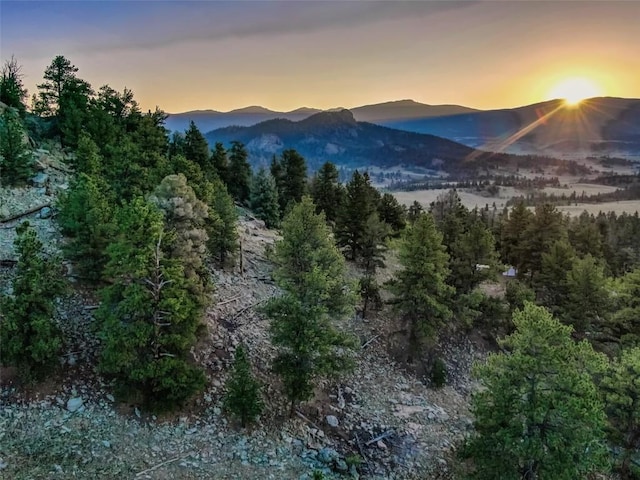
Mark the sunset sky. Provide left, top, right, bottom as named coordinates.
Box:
left=1, top=1, right=639, bottom=113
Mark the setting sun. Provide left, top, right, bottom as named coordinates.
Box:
left=549, top=77, right=602, bottom=106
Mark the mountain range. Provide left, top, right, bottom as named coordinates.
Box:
left=165, top=100, right=477, bottom=134
left=383, top=97, right=640, bottom=156
left=204, top=109, right=490, bottom=173
left=170, top=98, right=640, bottom=168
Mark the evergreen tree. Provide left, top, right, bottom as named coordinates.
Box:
left=335, top=171, right=379, bottom=261
left=520, top=203, right=566, bottom=283
left=534, top=240, right=576, bottom=316
left=183, top=121, right=210, bottom=172
left=358, top=212, right=389, bottom=319
left=0, top=222, right=66, bottom=379
left=227, top=140, right=251, bottom=205
left=407, top=200, right=423, bottom=224
left=57, top=173, right=114, bottom=281
left=0, top=108, right=33, bottom=186
left=57, top=77, right=93, bottom=148
left=465, top=303, right=609, bottom=480
left=272, top=196, right=356, bottom=315
left=0, top=55, right=28, bottom=115
left=500, top=200, right=533, bottom=273
left=359, top=212, right=389, bottom=275
left=250, top=168, right=280, bottom=228
left=377, top=192, right=406, bottom=235
left=97, top=198, right=205, bottom=410
left=601, top=347, right=640, bottom=479
left=223, top=346, right=264, bottom=427
left=309, top=161, right=344, bottom=224
left=359, top=275, right=382, bottom=320
left=149, top=174, right=210, bottom=303
left=435, top=197, right=499, bottom=296
left=207, top=177, right=238, bottom=266
left=35, top=55, right=80, bottom=117
left=265, top=197, right=356, bottom=412
left=71, top=131, right=101, bottom=174
left=211, top=142, right=229, bottom=184
left=274, top=149, right=307, bottom=214
left=505, top=280, right=536, bottom=316
left=388, top=213, right=454, bottom=347
left=569, top=211, right=604, bottom=259
left=562, top=254, right=611, bottom=335
left=611, top=268, right=640, bottom=347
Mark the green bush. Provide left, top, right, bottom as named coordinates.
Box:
left=431, top=356, right=447, bottom=388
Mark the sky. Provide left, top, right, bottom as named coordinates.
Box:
left=1, top=0, right=639, bottom=113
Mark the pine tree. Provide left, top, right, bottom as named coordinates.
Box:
left=407, top=200, right=424, bottom=224
left=500, top=200, right=533, bottom=273
left=466, top=303, right=609, bottom=480
left=223, top=346, right=264, bottom=427
left=149, top=174, right=210, bottom=303
left=227, top=141, right=251, bottom=205
left=210, top=142, right=229, bottom=184
left=265, top=197, right=357, bottom=412
left=0, top=108, right=33, bottom=186
left=96, top=198, right=205, bottom=410
left=207, top=177, right=238, bottom=266
left=57, top=173, right=114, bottom=281
left=335, top=171, right=379, bottom=261
left=71, top=132, right=101, bottom=174
left=274, top=149, right=307, bottom=214
left=309, top=161, right=344, bottom=224
left=183, top=121, right=210, bottom=172
left=377, top=192, right=406, bottom=235
left=272, top=196, right=356, bottom=315
left=57, top=77, right=93, bottom=148
left=520, top=203, right=566, bottom=283
left=611, top=268, right=640, bottom=347
left=569, top=211, right=604, bottom=259
left=35, top=55, right=79, bottom=117
left=358, top=212, right=389, bottom=319
left=250, top=168, right=280, bottom=228
left=534, top=240, right=576, bottom=316
left=388, top=213, right=454, bottom=347
left=0, top=56, right=28, bottom=115
left=601, top=347, right=640, bottom=479
left=562, top=254, right=611, bottom=335
left=359, top=212, right=389, bottom=275
left=0, top=222, right=66, bottom=379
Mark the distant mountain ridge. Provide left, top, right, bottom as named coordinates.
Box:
left=165, top=100, right=476, bottom=133
left=382, top=97, right=640, bottom=156
left=164, top=106, right=322, bottom=134
left=204, top=109, right=484, bottom=172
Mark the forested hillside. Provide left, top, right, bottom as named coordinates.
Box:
left=1, top=56, right=640, bottom=480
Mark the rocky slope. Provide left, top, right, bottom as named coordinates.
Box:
left=0, top=151, right=484, bottom=479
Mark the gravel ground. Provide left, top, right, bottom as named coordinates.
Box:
left=1, top=154, right=484, bottom=479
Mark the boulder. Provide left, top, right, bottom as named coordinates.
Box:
left=325, top=415, right=339, bottom=427
left=66, top=397, right=83, bottom=412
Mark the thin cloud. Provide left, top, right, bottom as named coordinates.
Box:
left=5, top=1, right=478, bottom=54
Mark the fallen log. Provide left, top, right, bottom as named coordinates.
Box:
left=0, top=203, right=51, bottom=224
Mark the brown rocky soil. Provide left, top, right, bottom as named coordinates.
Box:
left=1, top=152, right=485, bottom=479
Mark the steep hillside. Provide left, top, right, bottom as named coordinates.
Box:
left=382, top=97, right=640, bottom=157
left=205, top=109, right=482, bottom=172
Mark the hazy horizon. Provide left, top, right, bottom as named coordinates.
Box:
left=2, top=1, right=639, bottom=113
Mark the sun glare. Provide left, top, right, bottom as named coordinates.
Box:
left=548, top=77, right=602, bottom=106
